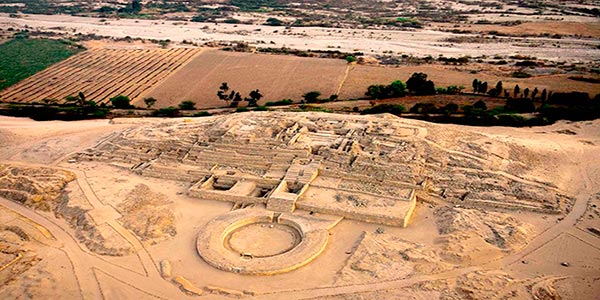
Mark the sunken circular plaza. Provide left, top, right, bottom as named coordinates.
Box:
left=197, top=208, right=331, bottom=275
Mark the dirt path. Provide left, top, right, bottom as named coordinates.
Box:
left=0, top=160, right=195, bottom=300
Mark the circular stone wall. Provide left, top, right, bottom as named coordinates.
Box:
left=197, top=209, right=329, bottom=275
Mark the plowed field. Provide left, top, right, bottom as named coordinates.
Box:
left=0, top=48, right=201, bottom=105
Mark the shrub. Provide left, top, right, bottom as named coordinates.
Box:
left=303, top=91, right=321, bottom=103
left=236, top=107, right=249, bottom=113
left=191, top=15, right=208, bottom=22
left=474, top=100, right=487, bottom=110
left=110, top=95, right=132, bottom=109
left=253, top=106, right=268, bottom=111
left=265, top=17, right=283, bottom=26
left=505, top=98, right=535, bottom=113
left=515, top=60, right=538, bottom=67
left=409, top=102, right=437, bottom=114
left=365, top=80, right=406, bottom=99
left=439, top=103, right=459, bottom=115
left=511, top=71, right=532, bottom=78
left=152, top=106, right=179, bottom=117
left=298, top=105, right=332, bottom=113
left=224, top=18, right=241, bottom=24
left=265, top=99, right=293, bottom=106
left=361, top=104, right=406, bottom=115
left=437, top=85, right=463, bottom=95
left=548, top=92, right=590, bottom=106
left=497, top=114, right=527, bottom=126
left=193, top=111, right=211, bottom=117
left=178, top=100, right=196, bottom=110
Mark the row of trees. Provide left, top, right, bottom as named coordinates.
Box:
left=472, top=79, right=550, bottom=101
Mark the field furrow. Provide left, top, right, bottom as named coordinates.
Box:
left=0, top=48, right=201, bottom=105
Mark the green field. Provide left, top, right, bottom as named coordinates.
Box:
left=0, top=38, right=83, bottom=91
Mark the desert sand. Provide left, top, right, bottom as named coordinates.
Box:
left=0, top=112, right=599, bottom=299
left=1, top=13, right=598, bottom=62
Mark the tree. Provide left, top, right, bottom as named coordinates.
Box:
left=540, top=89, right=547, bottom=102
left=504, top=89, right=510, bottom=98
left=472, top=79, right=480, bottom=93
left=345, top=55, right=356, bottom=63
left=478, top=81, right=488, bottom=94
left=65, top=92, right=89, bottom=107
left=217, top=82, right=238, bottom=106
left=233, top=92, right=242, bottom=103
left=131, top=0, right=142, bottom=13
left=110, top=95, right=131, bottom=109
left=178, top=100, right=197, bottom=110
left=78, top=92, right=86, bottom=104
left=514, top=84, right=520, bottom=98
left=366, top=84, right=387, bottom=99
left=246, top=89, right=263, bottom=106
left=389, top=80, right=406, bottom=96
left=303, top=91, right=321, bottom=103
left=495, top=81, right=503, bottom=92
left=406, top=73, right=435, bottom=95
left=523, top=88, right=530, bottom=99
left=329, top=94, right=339, bottom=102
left=531, top=87, right=539, bottom=100
left=144, top=97, right=157, bottom=109
left=217, top=82, right=229, bottom=100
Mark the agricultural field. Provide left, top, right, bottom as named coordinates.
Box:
left=339, top=64, right=600, bottom=100
left=0, top=38, right=82, bottom=91
left=144, top=49, right=348, bottom=109
left=1, top=42, right=598, bottom=110
left=0, top=47, right=201, bottom=105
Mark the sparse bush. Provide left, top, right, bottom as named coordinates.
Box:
left=265, top=17, right=283, bottom=26
left=265, top=99, right=293, bottom=106
left=361, top=104, right=405, bottom=115
left=409, top=102, right=437, bottom=114
left=178, top=100, right=197, bottom=110
left=439, top=103, right=459, bottom=115
left=512, top=71, right=532, bottom=78
left=152, top=106, right=179, bottom=117
left=143, top=97, right=157, bottom=108
left=193, top=111, right=211, bottom=117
